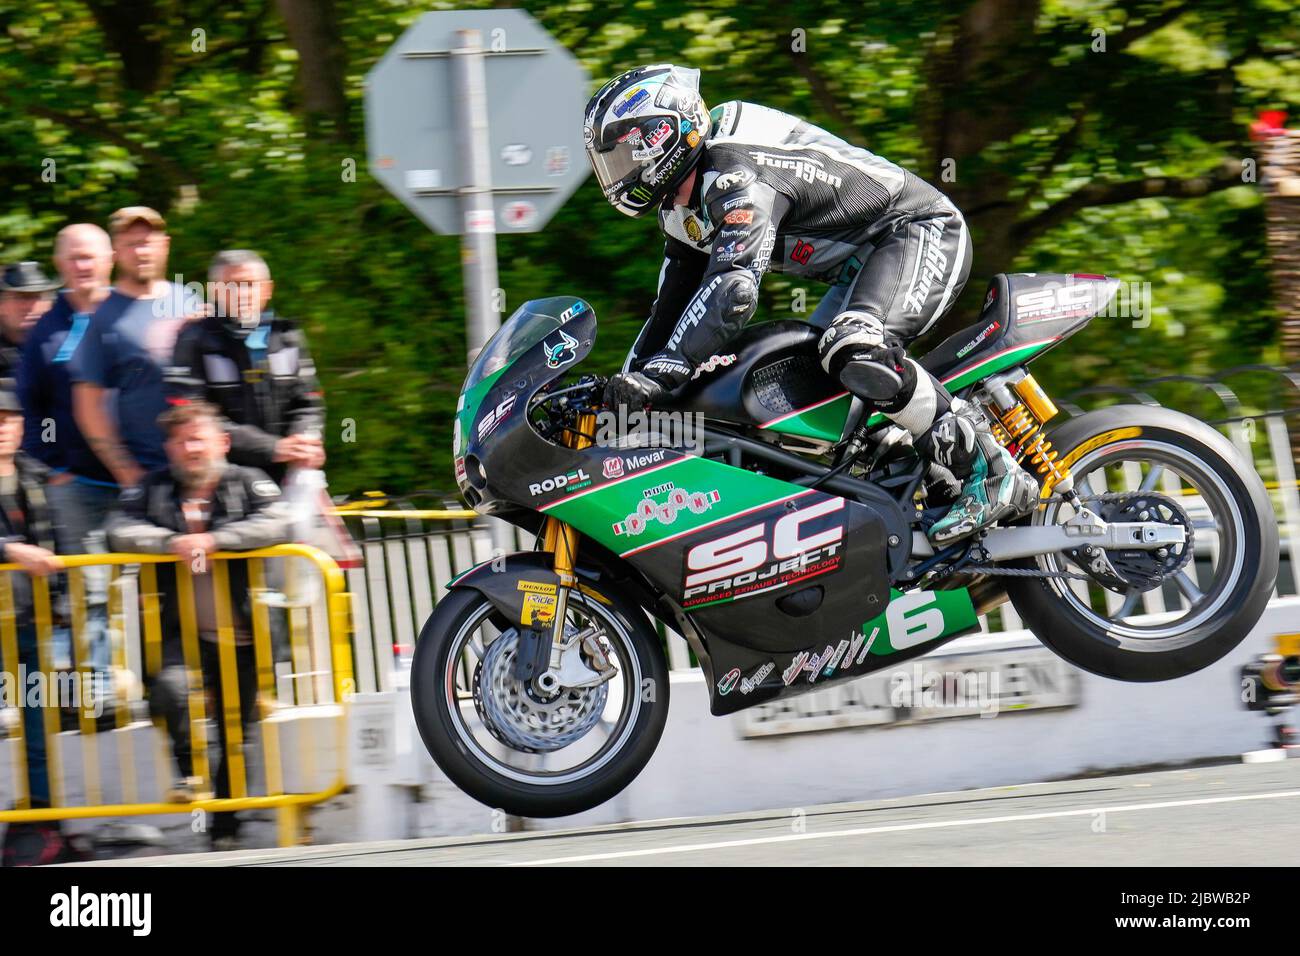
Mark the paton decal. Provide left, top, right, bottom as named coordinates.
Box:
left=614, top=486, right=720, bottom=537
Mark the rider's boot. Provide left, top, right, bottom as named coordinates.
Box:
left=920, top=402, right=1040, bottom=546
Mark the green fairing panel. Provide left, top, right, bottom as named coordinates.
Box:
left=761, top=393, right=852, bottom=442
left=862, top=588, right=980, bottom=656
left=542, top=454, right=811, bottom=555
left=759, top=339, right=1057, bottom=437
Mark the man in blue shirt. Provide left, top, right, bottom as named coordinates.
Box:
left=18, top=223, right=116, bottom=671
left=70, top=207, right=191, bottom=487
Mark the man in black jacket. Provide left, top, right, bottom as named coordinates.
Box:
left=107, top=401, right=291, bottom=848
left=164, top=250, right=325, bottom=485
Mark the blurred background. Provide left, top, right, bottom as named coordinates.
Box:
left=0, top=0, right=1296, bottom=497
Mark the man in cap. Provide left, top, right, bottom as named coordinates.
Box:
left=0, top=262, right=58, bottom=380
left=70, top=207, right=192, bottom=489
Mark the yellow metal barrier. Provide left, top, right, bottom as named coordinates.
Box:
left=0, top=544, right=352, bottom=847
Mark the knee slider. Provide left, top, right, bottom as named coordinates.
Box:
left=818, top=310, right=886, bottom=375
left=719, top=271, right=758, bottom=320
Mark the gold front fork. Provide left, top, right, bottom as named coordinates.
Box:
left=541, top=412, right=595, bottom=665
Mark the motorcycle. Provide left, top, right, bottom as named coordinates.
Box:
left=411, top=272, right=1279, bottom=817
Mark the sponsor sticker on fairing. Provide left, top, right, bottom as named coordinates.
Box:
left=528, top=467, right=592, bottom=496
left=681, top=497, right=846, bottom=607
left=740, top=661, right=775, bottom=694
left=613, top=486, right=720, bottom=536
left=477, top=393, right=517, bottom=440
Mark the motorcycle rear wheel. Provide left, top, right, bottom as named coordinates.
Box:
left=1005, top=405, right=1278, bottom=681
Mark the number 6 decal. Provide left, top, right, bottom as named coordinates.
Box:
left=886, top=591, right=946, bottom=650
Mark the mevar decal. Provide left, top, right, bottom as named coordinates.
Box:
left=528, top=468, right=592, bottom=497
left=682, top=496, right=846, bottom=607
left=602, top=457, right=624, bottom=479
left=477, top=393, right=516, bottom=440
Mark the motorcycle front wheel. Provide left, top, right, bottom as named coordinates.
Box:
left=411, top=582, right=669, bottom=817
left=1006, top=404, right=1279, bottom=682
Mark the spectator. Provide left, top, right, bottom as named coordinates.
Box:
left=18, top=225, right=116, bottom=672
left=0, top=262, right=57, bottom=379
left=70, top=207, right=191, bottom=489
left=0, top=379, right=83, bottom=865
left=106, top=401, right=291, bottom=850
left=166, top=249, right=325, bottom=484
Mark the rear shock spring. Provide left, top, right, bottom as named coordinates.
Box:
left=999, top=403, right=1073, bottom=493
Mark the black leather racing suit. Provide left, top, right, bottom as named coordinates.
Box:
left=625, top=100, right=971, bottom=439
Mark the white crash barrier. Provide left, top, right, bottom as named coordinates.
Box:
left=315, top=596, right=1300, bottom=840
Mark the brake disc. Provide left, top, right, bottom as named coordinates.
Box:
left=472, top=629, right=609, bottom=754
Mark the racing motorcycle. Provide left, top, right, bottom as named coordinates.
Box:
left=412, top=272, right=1279, bottom=817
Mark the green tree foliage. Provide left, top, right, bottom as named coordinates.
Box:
left=0, top=0, right=1295, bottom=494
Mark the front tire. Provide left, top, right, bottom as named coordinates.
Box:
left=1006, top=405, right=1278, bottom=681
left=411, top=584, right=669, bottom=817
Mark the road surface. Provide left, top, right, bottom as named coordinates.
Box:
left=92, top=755, right=1300, bottom=866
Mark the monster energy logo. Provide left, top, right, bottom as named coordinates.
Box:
left=748, top=150, right=843, bottom=188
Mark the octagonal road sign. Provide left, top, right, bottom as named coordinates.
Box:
left=366, top=9, right=590, bottom=234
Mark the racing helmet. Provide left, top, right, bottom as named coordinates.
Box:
left=583, top=65, right=710, bottom=218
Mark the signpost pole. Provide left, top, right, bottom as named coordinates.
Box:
left=451, top=29, right=514, bottom=556
left=451, top=28, right=500, bottom=363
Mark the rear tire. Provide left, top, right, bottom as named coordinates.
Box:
left=1006, top=405, right=1278, bottom=681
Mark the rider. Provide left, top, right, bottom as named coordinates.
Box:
left=585, top=64, right=1038, bottom=543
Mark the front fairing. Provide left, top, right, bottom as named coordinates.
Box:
left=454, top=297, right=596, bottom=512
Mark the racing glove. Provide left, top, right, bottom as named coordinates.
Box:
left=604, top=370, right=670, bottom=410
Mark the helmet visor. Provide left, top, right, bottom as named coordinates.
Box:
left=587, top=116, right=680, bottom=202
